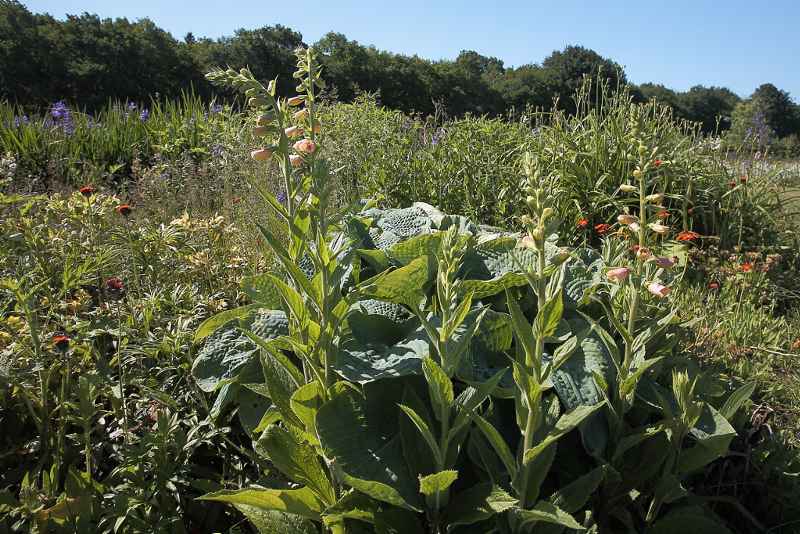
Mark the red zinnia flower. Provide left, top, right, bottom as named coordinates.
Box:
left=708, top=281, right=720, bottom=289
left=594, top=223, right=611, bottom=235
left=106, top=277, right=124, bottom=291
left=79, top=185, right=96, bottom=197
left=740, top=262, right=753, bottom=273
left=577, top=218, right=589, bottom=229
left=676, top=230, right=700, bottom=242
left=728, top=180, right=737, bottom=188
left=653, top=159, right=663, bottom=167
left=116, top=204, right=132, bottom=216
left=740, top=175, right=748, bottom=184
left=52, top=334, right=70, bottom=351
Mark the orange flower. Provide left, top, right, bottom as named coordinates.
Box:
left=577, top=218, right=589, bottom=229
left=52, top=334, right=70, bottom=351
left=740, top=175, right=748, bottom=184
left=656, top=210, right=669, bottom=219
left=594, top=223, right=611, bottom=235
left=653, top=159, right=663, bottom=167
left=740, top=262, right=753, bottom=273
left=676, top=230, right=700, bottom=242
left=708, top=281, right=720, bottom=289
left=728, top=180, right=737, bottom=188
left=79, top=185, right=96, bottom=197
left=115, top=204, right=132, bottom=216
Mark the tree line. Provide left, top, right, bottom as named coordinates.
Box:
left=1, top=0, right=799, bottom=150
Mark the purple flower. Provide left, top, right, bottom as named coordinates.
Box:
left=48, top=101, right=74, bottom=135
left=210, top=143, right=224, bottom=158
left=127, top=102, right=137, bottom=112
left=209, top=103, right=223, bottom=114
left=276, top=190, right=287, bottom=205
left=139, top=108, right=150, bottom=122
left=50, top=101, right=69, bottom=120
left=430, top=127, right=446, bottom=147
left=13, top=115, right=29, bottom=127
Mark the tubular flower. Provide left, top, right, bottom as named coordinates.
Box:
left=632, top=245, right=652, bottom=260
left=518, top=235, right=536, bottom=249
left=289, top=154, right=303, bottom=167
left=293, top=139, right=317, bottom=154
left=115, top=204, right=132, bottom=217
left=312, top=120, right=321, bottom=133
left=650, top=256, right=676, bottom=269
left=79, top=185, right=96, bottom=197
left=287, top=95, right=305, bottom=106
left=253, top=126, right=270, bottom=137
left=594, top=223, right=611, bottom=235
left=645, top=193, right=664, bottom=204
left=676, top=230, right=701, bottom=242
left=606, top=267, right=630, bottom=282
left=648, top=223, right=670, bottom=235
left=292, top=108, right=309, bottom=120
left=284, top=126, right=303, bottom=138
left=656, top=210, right=669, bottom=219
left=619, top=184, right=637, bottom=193
left=251, top=148, right=273, bottom=161
left=617, top=214, right=639, bottom=225
left=647, top=282, right=671, bottom=298
left=577, top=218, right=589, bottom=229
left=256, top=114, right=273, bottom=126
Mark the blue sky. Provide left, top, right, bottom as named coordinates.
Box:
left=23, top=0, right=800, bottom=99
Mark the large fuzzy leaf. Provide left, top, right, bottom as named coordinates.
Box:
left=545, top=316, right=614, bottom=456
left=192, top=309, right=289, bottom=392
left=198, top=487, right=323, bottom=520
left=444, top=483, right=517, bottom=531
left=335, top=323, right=430, bottom=383
left=316, top=388, right=421, bottom=510
left=235, top=507, right=317, bottom=534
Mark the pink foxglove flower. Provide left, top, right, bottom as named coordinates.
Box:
left=647, top=282, right=671, bottom=298
left=617, top=214, right=639, bottom=225
left=293, top=139, right=317, bottom=154
left=289, top=154, right=303, bottom=167
left=606, top=267, right=630, bottom=282
left=648, top=222, right=670, bottom=235
left=651, top=256, right=676, bottom=269
left=285, top=126, right=303, bottom=138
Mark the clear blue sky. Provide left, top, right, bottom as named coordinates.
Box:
left=22, top=0, right=800, bottom=99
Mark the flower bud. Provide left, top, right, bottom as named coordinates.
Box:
left=647, top=282, right=671, bottom=298
left=293, top=139, right=317, bottom=154
left=632, top=169, right=643, bottom=179
left=251, top=148, right=272, bottom=161
left=606, top=267, right=630, bottom=282
left=520, top=215, right=533, bottom=226
left=289, top=154, right=303, bottom=167
left=619, top=184, right=637, bottom=193
left=541, top=207, right=554, bottom=221
left=638, top=144, right=647, bottom=156
left=552, top=248, right=571, bottom=265
left=617, top=214, right=639, bottom=225
left=645, top=193, right=664, bottom=204
left=287, top=95, right=305, bottom=106
left=284, top=126, right=304, bottom=138
left=525, top=196, right=536, bottom=209
left=531, top=226, right=544, bottom=242
left=648, top=222, right=670, bottom=235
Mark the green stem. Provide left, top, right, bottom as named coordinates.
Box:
left=115, top=304, right=130, bottom=445
left=519, top=239, right=547, bottom=508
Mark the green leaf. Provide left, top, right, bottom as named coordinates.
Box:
left=356, top=255, right=433, bottom=306
left=198, top=487, right=323, bottom=520
left=192, top=328, right=259, bottom=393
left=399, top=404, right=443, bottom=466
left=235, top=506, right=318, bottom=534
left=322, top=491, right=378, bottom=527
left=241, top=274, right=283, bottom=308
left=549, top=465, right=607, bottom=513
left=534, top=292, right=564, bottom=340
left=515, top=501, right=584, bottom=530
left=261, top=349, right=302, bottom=428
left=647, top=506, right=733, bottom=534
left=255, top=425, right=335, bottom=505
left=316, top=389, right=421, bottom=510
left=194, top=304, right=261, bottom=342
left=523, top=403, right=604, bottom=464
left=720, top=381, right=756, bottom=420
left=290, top=382, right=324, bottom=439
left=419, top=470, right=459, bottom=497
left=422, top=358, right=454, bottom=420
left=335, top=323, right=430, bottom=383
left=444, top=483, right=517, bottom=531
left=473, top=414, right=517, bottom=479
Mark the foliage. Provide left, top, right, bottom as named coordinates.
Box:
left=189, top=47, right=764, bottom=534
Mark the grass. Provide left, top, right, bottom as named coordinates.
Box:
left=1, top=86, right=799, bottom=531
